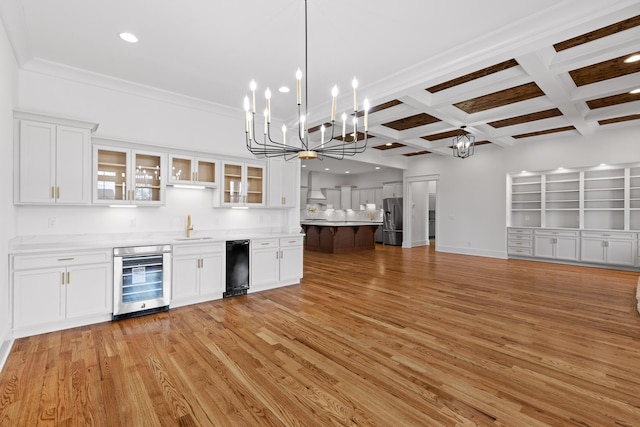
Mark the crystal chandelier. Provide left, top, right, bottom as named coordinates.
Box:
left=243, top=0, right=369, bottom=161
left=452, top=126, right=475, bottom=159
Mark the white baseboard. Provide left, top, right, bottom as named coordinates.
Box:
left=0, top=327, right=14, bottom=374
left=436, top=245, right=507, bottom=259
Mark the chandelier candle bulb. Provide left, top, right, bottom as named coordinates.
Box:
left=342, top=112, right=347, bottom=139
left=352, top=78, right=358, bottom=112
left=320, top=125, right=325, bottom=147
left=265, top=88, right=271, bottom=123
left=331, top=86, right=338, bottom=121
left=250, top=80, right=257, bottom=113
left=296, top=69, right=302, bottom=105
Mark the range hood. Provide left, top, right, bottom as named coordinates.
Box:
left=307, top=172, right=326, bottom=200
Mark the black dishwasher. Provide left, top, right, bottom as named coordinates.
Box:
left=224, top=240, right=250, bottom=297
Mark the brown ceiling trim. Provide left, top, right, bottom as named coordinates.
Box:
left=403, top=150, right=431, bottom=157
left=426, top=59, right=519, bottom=93
left=488, top=108, right=563, bottom=128
left=554, top=15, right=640, bottom=52
left=373, top=142, right=406, bottom=150
left=421, top=129, right=467, bottom=141
left=448, top=140, right=491, bottom=148
left=381, top=113, right=440, bottom=131
left=586, top=92, right=640, bottom=109
left=308, top=122, right=333, bottom=133
left=512, top=126, right=576, bottom=139
left=598, top=114, right=640, bottom=125
left=334, top=131, right=373, bottom=142
left=569, top=54, right=640, bottom=87
left=453, top=82, right=545, bottom=114
left=355, top=99, right=403, bottom=118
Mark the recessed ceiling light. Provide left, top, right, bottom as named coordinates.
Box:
left=324, top=168, right=330, bottom=171
left=521, top=170, right=527, bottom=173
left=630, top=88, right=640, bottom=94
left=375, top=166, right=381, bottom=170
left=301, top=164, right=306, bottom=167
left=558, top=167, right=564, bottom=170
left=385, top=142, right=393, bottom=146
left=345, top=171, right=350, bottom=174
left=599, top=163, right=606, bottom=166
left=278, top=86, right=290, bottom=93
left=119, top=32, right=139, bottom=43
left=624, top=54, right=640, bottom=63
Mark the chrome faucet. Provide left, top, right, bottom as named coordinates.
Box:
left=186, top=214, right=194, bottom=238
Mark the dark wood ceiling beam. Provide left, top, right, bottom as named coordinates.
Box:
left=453, top=82, right=545, bottom=114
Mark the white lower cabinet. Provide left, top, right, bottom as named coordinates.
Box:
left=533, top=229, right=579, bottom=261
left=251, top=236, right=303, bottom=292
left=172, top=242, right=225, bottom=307
left=580, top=231, right=637, bottom=266
left=507, top=228, right=534, bottom=256
left=12, top=250, right=112, bottom=337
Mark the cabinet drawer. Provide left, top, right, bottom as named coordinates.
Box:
left=173, top=242, right=224, bottom=257
left=508, top=240, right=533, bottom=248
left=252, top=239, right=278, bottom=249
left=507, top=228, right=533, bottom=235
left=13, top=250, right=111, bottom=270
left=279, top=236, right=304, bottom=247
left=508, top=247, right=533, bottom=256
left=534, top=229, right=579, bottom=237
left=508, top=233, right=533, bottom=241
left=581, top=231, right=637, bottom=240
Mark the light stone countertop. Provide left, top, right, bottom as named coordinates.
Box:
left=9, top=229, right=305, bottom=255
left=300, top=221, right=383, bottom=227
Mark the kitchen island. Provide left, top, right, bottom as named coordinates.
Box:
left=301, top=221, right=382, bottom=253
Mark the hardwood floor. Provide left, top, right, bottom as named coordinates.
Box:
left=1, top=244, right=640, bottom=426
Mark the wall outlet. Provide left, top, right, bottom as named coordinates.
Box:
left=47, top=218, right=56, bottom=228
left=129, top=217, right=136, bottom=228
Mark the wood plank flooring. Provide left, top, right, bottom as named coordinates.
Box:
left=1, top=244, right=640, bottom=426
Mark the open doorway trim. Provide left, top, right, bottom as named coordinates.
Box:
left=403, top=174, right=440, bottom=249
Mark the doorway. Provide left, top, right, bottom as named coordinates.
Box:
left=404, top=174, right=439, bottom=249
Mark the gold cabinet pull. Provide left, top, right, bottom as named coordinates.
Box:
left=61, top=272, right=65, bottom=284
left=57, top=257, right=74, bottom=261
left=51, top=186, right=55, bottom=199
left=67, top=272, right=70, bottom=284
left=57, top=186, right=60, bottom=199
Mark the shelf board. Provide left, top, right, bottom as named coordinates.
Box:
left=545, top=179, right=579, bottom=184
left=583, top=176, right=624, bottom=181
left=583, top=187, right=624, bottom=192
left=584, top=208, right=625, bottom=211
left=584, top=198, right=624, bottom=202
left=98, top=162, right=126, bottom=168
left=512, top=201, right=541, bottom=204
left=545, top=199, right=579, bottom=203
left=512, top=182, right=541, bottom=186
left=511, top=209, right=541, bottom=212
left=545, top=209, right=579, bottom=211
left=545, top=189, right=579, bottom=193
left=512, top=191, right=542, bottom=195
left=224, top=174, right=242, bottom=178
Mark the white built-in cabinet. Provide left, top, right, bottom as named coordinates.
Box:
left=250, top=236, right=303, bottom=291
left=168, top=155, right=218, bottom=187
left=172, top=242, right=225, bottom=307
left=12, top=250, right=112, bottom=337
left=383, top=181, right=403, bottom=198
left=323, top=188, right=340, bottom=208
left=15, top=113, right=97, bottom=205
left=353, top=187, right=383, bottom=210
left=508, top=163, right=640, bottom=269
left=221, top=161, right=266, bottom=207
left=268, top=158, right=298, bottom=208
left=93, top=145, right=166, bottom=205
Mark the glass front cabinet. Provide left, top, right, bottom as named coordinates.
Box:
left=221, top=161, right=265, bottom=207
left=168, top=155, right=217, bottom=187
left=94, top=145, right=165, bottom=205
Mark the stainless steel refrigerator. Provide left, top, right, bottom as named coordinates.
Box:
left=383, top=197, right=403, bottom=246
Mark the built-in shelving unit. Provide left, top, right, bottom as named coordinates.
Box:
left=509, top=174, right=542, bottom=227
left=507, top=163, right=640, bottom=269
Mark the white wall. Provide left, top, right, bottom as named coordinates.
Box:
left=409, top=180, right=429, bottom=246
left=13, top=66, right=298, bottom=237
left=0, top=16, right=18, bottom=365
left=300, top=168, right=403, bottom=191
left=405, top=125, right=640, bottom=258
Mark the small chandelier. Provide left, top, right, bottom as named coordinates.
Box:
left=243, top=0, right=369, bottom=161
left=452, top=126, right=475, bottom=159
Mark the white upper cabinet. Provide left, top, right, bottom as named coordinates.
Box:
left=168, top=155, right=218, bottom=187
left=93, top=145, right=166, bottom=205
left=16, top=114, right=96, bottom=205
left=268, top=158, right=298, bottom=208
left=221, top=161, right=266, bottom=207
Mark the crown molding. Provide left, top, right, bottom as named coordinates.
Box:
left=21, top=58, right=242, bottom=120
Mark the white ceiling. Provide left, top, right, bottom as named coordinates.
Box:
left=2, top=0, right=639, bottom=175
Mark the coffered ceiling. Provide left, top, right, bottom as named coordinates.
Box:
left=1, top=0, right=639, bottom=175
